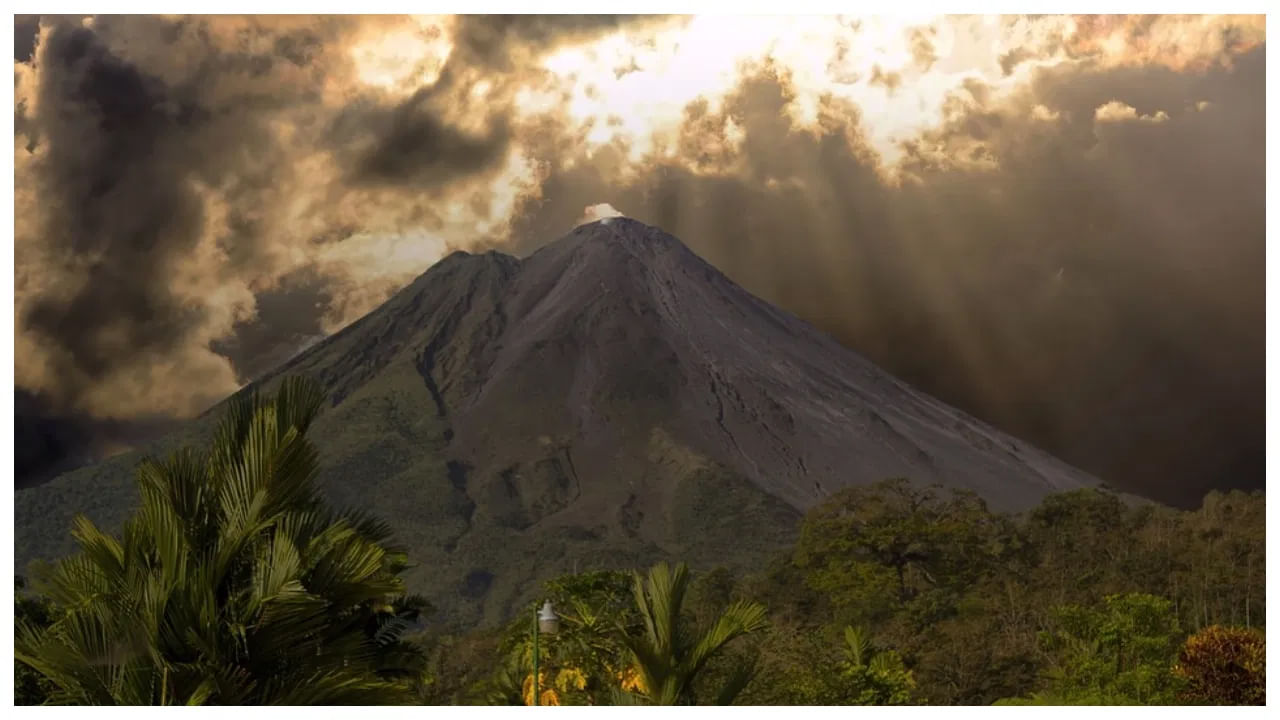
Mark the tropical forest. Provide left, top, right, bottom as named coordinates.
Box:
left=14, top=379, right=1265, bottom=705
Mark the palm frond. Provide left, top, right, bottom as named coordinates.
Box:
left=19, top=375, right=416, bottom=706
left=618, top=562, right=767, bottom=705
left=686, top=599, right=768, bottom=678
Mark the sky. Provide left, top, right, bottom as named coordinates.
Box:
left=11, top=13, right=1266, bottom=506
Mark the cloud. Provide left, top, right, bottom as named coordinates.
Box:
left=999, top=47, right=1035, bottom=75
left=1094, top=99, right=1169, bottom=123
left=14, top=388, right=181, bottom=488
left=331, top=77, right=514, bottom=188
left=908, top=27, right=938, bottom=71
left=503, top=47, right=1264, bottom=507
left=12, top=14, right=1264, bottom=506
left=17, top=20, right=251, bottom=416
left=12, top=14, right=671, bottom=420
left=1030, top=104, right=1060, bottom=121
left=14, top=14, right=40, bottom=60
left=1065, top=14, right=1265, bottom=71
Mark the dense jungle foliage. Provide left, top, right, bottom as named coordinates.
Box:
left=410, top=479, right=1264, bottom=706
left=14, top=379, right=1265, bottom=705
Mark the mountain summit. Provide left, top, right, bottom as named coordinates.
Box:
left=16, top=218, right=1096, bottom=625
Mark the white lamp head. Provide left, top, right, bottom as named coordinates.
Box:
left=537, top=600, right=560, bottom=635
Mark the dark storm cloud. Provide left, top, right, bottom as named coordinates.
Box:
left=20, top=22, right=213, bottom=402
left=505, top=51, right=1264, bottom=508
left=14, top=15, right=40, bottom=61
left=15, top=389, right=181, bottom=489
left=13, top=15, right=373, bottom=480
left=450, top=14, right=675, bottom=68
left=209, top=270, right=332, bottom=384
left=16, top=16, right=353, bottom=415
left=334, top=76, right=514, bottom=188
left=335, top=14, right=681, bottom=188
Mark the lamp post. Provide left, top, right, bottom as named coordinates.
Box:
left=531, top=600, right=559, bottom=706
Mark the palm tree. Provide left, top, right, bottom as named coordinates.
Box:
left=830, top=626, right=916, bottom=705
left=615, top=562, right=767, bottom=705
left=15, top=377, right=424, bottom=705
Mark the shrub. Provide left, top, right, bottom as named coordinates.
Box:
left=1175, top=625, right=1264, bottom=705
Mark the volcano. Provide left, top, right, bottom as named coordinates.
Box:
left=15, top=217, right=1097, bottom=625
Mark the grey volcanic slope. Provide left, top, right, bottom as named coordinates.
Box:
left=15, top=217, right=1097, bottom=626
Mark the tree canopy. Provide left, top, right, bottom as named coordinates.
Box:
left=17, top=397, right=1266, bottom=707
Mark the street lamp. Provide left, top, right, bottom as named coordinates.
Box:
left=531, top=600, right=559, bottom=706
